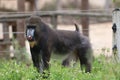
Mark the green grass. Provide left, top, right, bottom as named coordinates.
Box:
left=0, top=55, right=120, bottom=80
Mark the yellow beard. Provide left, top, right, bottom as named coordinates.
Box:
left=29, top=41, right=37, bottom=48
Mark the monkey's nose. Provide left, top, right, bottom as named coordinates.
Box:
left=27, top=36, right=32, bottom=40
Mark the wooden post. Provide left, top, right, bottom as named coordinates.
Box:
left=0, top=22, right=10, bottom=58
left=17, top=0, right=25, bottom=47
left=56, top=0, right=62, bottom=10
left=81, top=0, right=89, bottom=37
left=112, top=9, right=120, bottom=61
left=28, top=0, right=35, bottom=11
left=51, top=15, right=57, bottom=29
left=12, top=22, right=17, bottom=38
left=3, top=23, right=9, bottom=41
left=53, top=0, right=62, bottom=28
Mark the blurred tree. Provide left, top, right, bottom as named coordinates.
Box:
left=113, top=0, right=116, bottom=2
left=105, top=0, right=111, bottom=12
left=113, top=0, right=120, bottom=7
left=56, top=0, right=62, bottom=10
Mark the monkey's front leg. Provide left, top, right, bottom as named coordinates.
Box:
left=30, top=49, right=40, bottom=72
left=41, top=49, right=51, bottom=78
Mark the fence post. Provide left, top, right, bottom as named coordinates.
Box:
left=27, top=0, right=36, bottom=11
left=0, top=22, right=10, bottom=58
left=51, top=15, right=57, bottom=29
left=17, top=0, right=25, bottom=47
left=81, top=0, right=89, bottom=37
left=112, top=9, right=120, bottom=61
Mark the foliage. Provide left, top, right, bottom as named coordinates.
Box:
left=113, top=0, right=116, bottom=2
left=40, top=0, right=78, bottom=11
left=0, top=55, right=120, bottom=80
left=0, top=60, right=41, bottom=80
left=113, top=0, right=120, bottom=7
left=12, top=39, right=32, bottom=64
left=40, top=0, right=56, bottom=11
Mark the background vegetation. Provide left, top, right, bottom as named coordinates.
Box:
left=0, top=54, right=120, bottom=80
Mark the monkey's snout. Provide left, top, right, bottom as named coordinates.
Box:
left=27, top=36, right=33, bottom=41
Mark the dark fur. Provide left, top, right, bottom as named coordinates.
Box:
left=25, top=16, right=93, bottom=76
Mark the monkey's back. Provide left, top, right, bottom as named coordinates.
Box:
left=53, top=30, right=81, bottom=54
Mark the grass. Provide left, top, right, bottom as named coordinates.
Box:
left=0, top=55, right=120, bottom=80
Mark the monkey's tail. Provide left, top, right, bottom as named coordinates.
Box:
left=74, top=23, right=79, bottom=32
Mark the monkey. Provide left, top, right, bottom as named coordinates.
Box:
left=25, top=15, right=93, bottom=77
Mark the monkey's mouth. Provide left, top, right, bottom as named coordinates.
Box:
left=26, top=36, right=34, bottom=41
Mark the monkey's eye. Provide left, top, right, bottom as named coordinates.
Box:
left=27, top=25, right=36, bottom=28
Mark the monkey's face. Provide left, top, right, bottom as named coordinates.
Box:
left=26, top=25, right=36, bottom=42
